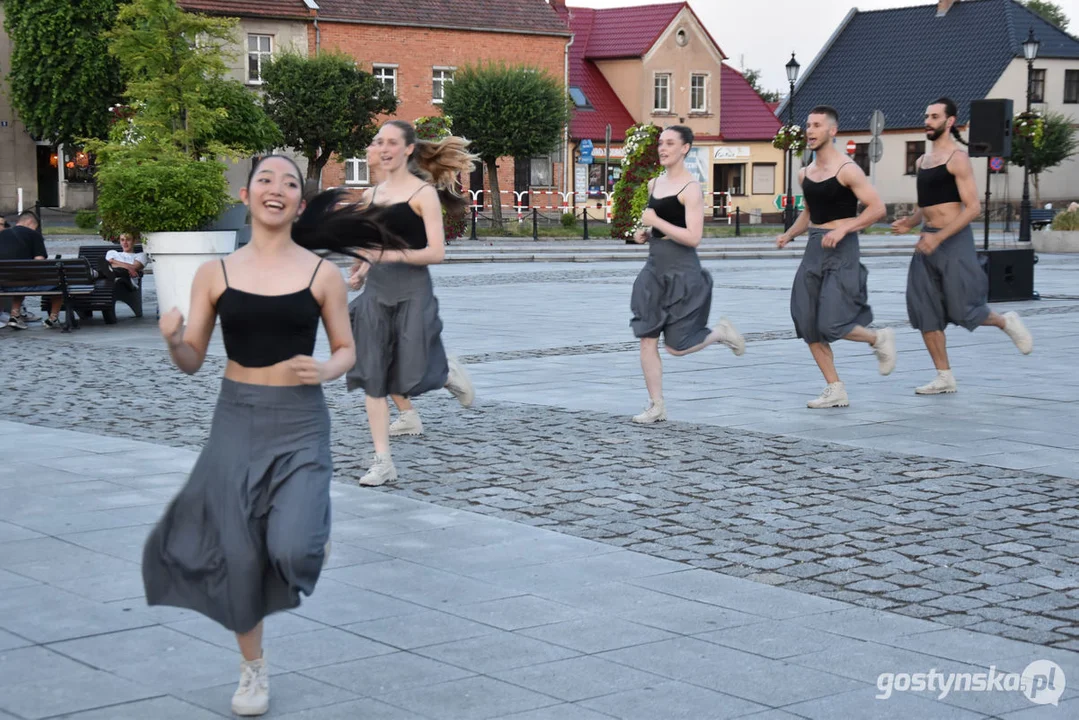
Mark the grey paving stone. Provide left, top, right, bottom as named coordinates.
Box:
left=0, top=583, right=155, bottom=644
left=327, top=559, right=519, bottom=608
left=54, top=697, right=223, bottom=720
left=784, top=686, right=988, bottom=719
left=502, top=705, right=617, bottom=720
left=375, top=675, right=560, bottom=720
left=261, top=627, right=397, bottom=672
left=342, top=609, right=499, bottom=650
left=300, top=650, right=475, bottom=696
left=444, top=594, right=585, bottom=631
left=182, top=672, right=359, bottom=716
left=578, top=680, right=767, bottom=719
left=0, top=629, right=32, bottom=652
left=890, top=628, right=1077, bottom=671
left=618, top=594, right=762, bottom=635
left=494, top=655, right=664, bottom=702
left=799, top=606, right=956, bottom=642
left=167, top=611, right=327, bottom=649
left=0, top=569, right=38, bottom=592
left=275, top=698, right=430, bottom=720
left=517, top=616, right=676, bottom=654
left=287, top=578, right=428, bottom=626
left=414, top=632, right=579, bottom=674
left=0, top=665, right=158, bottom=720
left=697, top=619, right=867, bottom=659
left=0, top=521, right=44, bottom=543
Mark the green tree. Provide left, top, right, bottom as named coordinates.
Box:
left=1023, top=0, right=1070, bottom=30
left=441, top=63, right=571, bottom=228
left=3, top=0, right=125, bottom=145
left=261, top=52, right=397, bottom=184
left=1010, top=111, right=1079, bottom=205
left=742, top=68, right=780, bottom=104
left=200, top=77, right=283, bottom=156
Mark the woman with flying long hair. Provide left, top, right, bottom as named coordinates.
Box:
left=142, top=155, right=404, bottom=717
left=346, top=119, right=477, bottom=486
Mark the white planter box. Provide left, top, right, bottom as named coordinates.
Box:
left=145, top=231, right=236, bottom=321
left=1032, top=230, right=1079, bottom=254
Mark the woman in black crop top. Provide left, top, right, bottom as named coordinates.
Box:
left=891, top=97, right=1033, bottom=396
left=345, top=120, right=478, bottom=487
left=627, top=125, right=746, bottom=424
left=774, top=104, right=896, bottom=410
left=143, top=155, right=404, bottom=717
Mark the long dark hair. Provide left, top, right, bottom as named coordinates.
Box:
left=248, top=155, right=405, bottom=259
left=384, top=120, right=477, bottom=219
left=933, top=97, right=969, bottom=146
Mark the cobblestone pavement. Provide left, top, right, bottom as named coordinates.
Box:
left=3, top=336, right=1078, bottom=652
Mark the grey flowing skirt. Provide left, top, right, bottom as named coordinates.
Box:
left=791, top=229, right=872, bottom=344
left=630, top=238, right=713, bottom=351
left=347, top=263, right=449, bottom=399
left=142, top=379, right=332, bottom=634
left=907, top=224, right=990, bottom=332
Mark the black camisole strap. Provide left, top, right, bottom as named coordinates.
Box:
left=832, top=161, right=854, bottom=178
left=220, top=259, right=229, bottom=287
left=407, top=183, right=432, bottom=201
left=308, top=258, right=324, bottom=288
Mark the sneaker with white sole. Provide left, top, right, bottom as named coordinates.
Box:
left=915, top=370, right=957, bottom=395
left=359, top=452, right=397, bottom=486
left=714, top=317, right=746, bottom=356
left=18, top=308, right=40, bottom=323
left=807, top=382, right=849, bottom=409
left=7, top=315, right=28, bottom=330
left=632, top=399, right=667, bottom=424
left=872, top=327, right=897, bottom=376
left=445, top=356, right=475, bottom=407
left=231, top=656, right=269, bottom=716
left=389, top=409, right=423, bottom=437
left=1002, top=312, right=1033, bottom=355
left=42, top=315, right=62, bottom=329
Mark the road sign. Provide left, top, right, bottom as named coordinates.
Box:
left=774, top=194, right=805, bottom=211
left=990, top=156, right=1005, bottom=172
left=846, top=140, right=857, bottom=155
left=870, top=110, right=886, bottom=137
left=580, top=139, right=593, bottom=151
left=868, top=136, right=884, bottom=163
left=578, top=139, right=594, bottom=165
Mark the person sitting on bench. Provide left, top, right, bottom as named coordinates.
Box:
left=0, top=211, right=63, bottom=330
left=105, top=232, right=149, bottom=289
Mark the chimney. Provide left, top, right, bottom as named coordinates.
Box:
left=549, top=0, right=567, bottom=9
left=937, top=0, right=958, bottom=16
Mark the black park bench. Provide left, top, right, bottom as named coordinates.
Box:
left=0, top=257, right=96, bottom=333
left=1029, top=208, right=1056, bottom=231
left=71, top=244, right=145, bottom=324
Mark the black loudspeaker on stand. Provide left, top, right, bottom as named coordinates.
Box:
left=968, top=98, right=1037, bottom=302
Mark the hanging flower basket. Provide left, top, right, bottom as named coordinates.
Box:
left=1014, top=111, right=1045, bottom=148
left=772, top=124, right=806, bottom=154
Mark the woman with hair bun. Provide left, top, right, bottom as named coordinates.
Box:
left=347, top=119, right=477, bottom=486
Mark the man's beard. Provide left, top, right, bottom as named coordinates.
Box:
left=926, top=124, right=946, bottom=141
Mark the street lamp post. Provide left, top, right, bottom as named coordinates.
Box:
left=784, top=52, right=800, bottom=231
left=1019, top=28, right=1040, bottom=243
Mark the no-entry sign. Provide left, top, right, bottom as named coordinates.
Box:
left=846, top=140, right=857, bottom=155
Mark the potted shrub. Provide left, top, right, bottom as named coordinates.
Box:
left=87, top=0, right=281, bottom=320
left=1033, top=208, right=1079, bottom=254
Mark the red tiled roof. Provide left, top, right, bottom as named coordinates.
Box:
left=179, top=0, right=312, bottom=19
left=720, top=64, right=781, bottom=141
left=316, top=0, right=570, bottom=35
left=582, top=1, right=685, bottom=59
left=566, top=8, right=634, bottom=142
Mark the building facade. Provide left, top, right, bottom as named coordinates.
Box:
left=557, top=1, right=783, bottom=217
left=780, top=0, right=1079, bottom=214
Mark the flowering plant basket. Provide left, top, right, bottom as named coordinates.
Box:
left=1014, top=111, right=1045, bottom=148
left=611, top=123, right=662, bottom=240
left=772, top=124, right=806, bottom=154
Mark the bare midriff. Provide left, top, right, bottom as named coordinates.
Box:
left=921, top=202, right=964, bottom=231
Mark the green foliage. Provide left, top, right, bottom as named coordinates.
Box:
left=413, top=115, right=466, bottom=240
left=75, top=210, right=100, bottom=230
left=1010, top=111, right=1079, bottom=204
left=561, top=212, right=577, bottom=228
left=95, top=146, right=230, bottom=234
left=261, top=52, right=397, bottom=182
left=201, top=78, right=284, bottom=156
left=442, top=63, right=571, bottom=226
left=3, top=0, right=124, bottom=146
left=1023, top=0, right=1070, bottom=30
left=741, top=68, right=780, bottom=103
left=1050, top=209, right=1079, bottom=231
left=611, top=124, right=661, bottom=239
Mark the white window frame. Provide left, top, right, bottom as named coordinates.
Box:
left=653, top=72, right=671, bottom=113
left=690, top=73, right=708, bottom=113
left=344, top=157, right=369, bottom=186
left=373, top=64, right=398, bottom=96
left=247, top=34, right=273, bottom=85
left=432, top=67, right=455, bottom=104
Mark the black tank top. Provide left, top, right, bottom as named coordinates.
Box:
left=917, top=154, right=962, bottom=207
left=371, top=184, right=429, bottom=249
left=802, top=163, right=858, bottom=224
left=216, top=258, right=323, bottom=368
left=648, top=181, right=692, bottom=238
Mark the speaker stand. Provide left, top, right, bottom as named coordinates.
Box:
left=983, top=160, right=991, bottom=251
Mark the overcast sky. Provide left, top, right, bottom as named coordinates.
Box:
left=569, top=0, right=1079, bottom=91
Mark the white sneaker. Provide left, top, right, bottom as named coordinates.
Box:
left=632, top=399, right=667, bottom=424
left=872, top=327, right=897, bottom=376
left=714, top=317, right=746, bottom=356
left=231, top=656, right=269, bottom=716
left=807, top=382, right=849, bottom=409
left=915, top=370, right=957, bottom=395
left=359, top=452, right=397, bottom=486
left=1002, top=312, right=1033, bottom=355
left=389, top=409, right=423, bottom=437
left=445, top=356, right=475, bottom=407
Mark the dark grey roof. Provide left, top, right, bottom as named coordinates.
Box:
left=781, top=0, right=1079, bottom=131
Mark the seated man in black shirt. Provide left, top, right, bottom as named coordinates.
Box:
left=0, top=212, right=63, bottom=330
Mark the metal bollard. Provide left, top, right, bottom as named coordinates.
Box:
left=470, top=206, right=477, bottom=241
left=532, top=207, right=539, bottom=241
left=735, top=206, right=740, bottom=237
left=582, top=207, right=589, bottom=240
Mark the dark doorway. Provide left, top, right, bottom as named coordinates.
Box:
left=36, top=146, right=60, bottom=208
left=514, top=157, right=531, bottom=209
left=469, top=162, right=484, bottom=209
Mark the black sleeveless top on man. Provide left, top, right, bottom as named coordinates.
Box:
left=648, top=181, right=692, bottom=238
left=917, top=153, right=962, bottom=207
left=216, top=259, right=323, bottom=368
left=802, top=162, right=858, bottom=224
left=370, top=184, right=429, bottom=249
